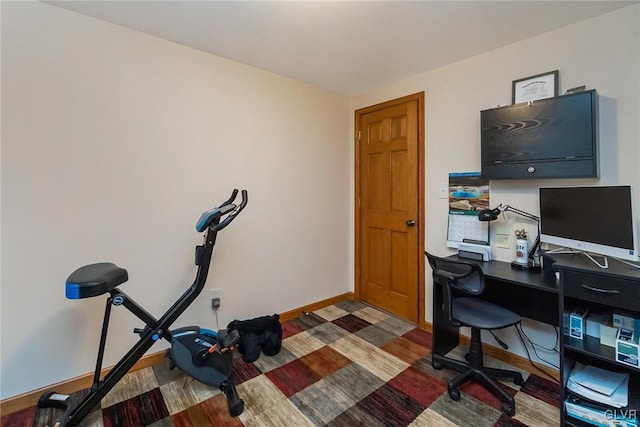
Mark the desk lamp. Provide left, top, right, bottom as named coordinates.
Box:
left=478, top=204, right=542, bottom=271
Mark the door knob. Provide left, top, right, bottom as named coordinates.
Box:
left=406, top=220, right=416, bottom=227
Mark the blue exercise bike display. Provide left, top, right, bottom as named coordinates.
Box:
left=38, top=189, right=248, bottom=426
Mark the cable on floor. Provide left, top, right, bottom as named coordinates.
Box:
left=514, top=324, right=560, bottom=384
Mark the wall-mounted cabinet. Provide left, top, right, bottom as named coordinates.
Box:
left=481, top=90, right=598, bottom=180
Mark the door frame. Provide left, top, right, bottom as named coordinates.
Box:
left=354, top=92, right=426, bottom=328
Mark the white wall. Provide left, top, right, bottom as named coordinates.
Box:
left=1, top=2, right=351, bottom=399
left=352, top=4, right=640, bottom=368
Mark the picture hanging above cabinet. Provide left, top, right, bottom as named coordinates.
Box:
left=481, top=89, right=598, bottom=180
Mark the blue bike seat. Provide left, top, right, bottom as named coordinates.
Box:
left=66, top=263, right=128, bottom=299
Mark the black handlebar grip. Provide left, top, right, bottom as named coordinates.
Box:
left=221, top=189, right=239, bottom=207
left=213, top=190, right=248, bottom=232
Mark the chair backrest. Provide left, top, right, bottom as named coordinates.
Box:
left=424, top=251, right=485, bottom=296
left=425, top=251, right=485, bottom=326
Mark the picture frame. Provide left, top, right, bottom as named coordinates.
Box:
left=512, top=70, right=558, bottom=104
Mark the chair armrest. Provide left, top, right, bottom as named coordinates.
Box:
left=435, top=268, right=483, bottom=296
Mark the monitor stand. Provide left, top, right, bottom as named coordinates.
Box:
left=545, top=247, right=608, bottom=269
left=583, top=252, right=608, bottom=269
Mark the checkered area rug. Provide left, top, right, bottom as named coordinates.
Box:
left=3, top=300, right=560, bottom=427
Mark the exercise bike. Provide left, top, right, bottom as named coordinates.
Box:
left=38, top=189, right=248, bottom=426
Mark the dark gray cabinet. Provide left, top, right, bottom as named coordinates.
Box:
left=481, top=90, right=598, bottom=179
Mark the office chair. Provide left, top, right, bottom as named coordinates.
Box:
left=425, top=251, right=524, bottom=416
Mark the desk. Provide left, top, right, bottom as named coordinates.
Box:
left=432, top=256, right=559, bottom=359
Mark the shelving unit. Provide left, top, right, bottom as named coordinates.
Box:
left=556, top=254, right=640, bottom=426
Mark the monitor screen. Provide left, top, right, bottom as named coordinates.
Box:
left=539, top=185, right=638, bottom=261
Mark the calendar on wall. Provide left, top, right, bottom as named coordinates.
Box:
left=447, top=214, right=489, bottom=246
left=446, top=172, right=490, bottom=248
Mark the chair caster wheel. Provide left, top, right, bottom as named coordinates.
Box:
left=448, top=388, right=460, bottom=401
left=432, top=360, right=442, bottom=370
left=464, top=352, right=471, bottom=362
left=514, top=374, right=524, bottom=386
left=501, top=402, right=515, bottom=416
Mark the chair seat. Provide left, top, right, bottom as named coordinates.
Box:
left=452, top=297, right=521, bottom=330
left=65, top=263, right=128, bottom=299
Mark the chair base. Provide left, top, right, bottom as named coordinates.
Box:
left=432, top=328, right=524, bottom=416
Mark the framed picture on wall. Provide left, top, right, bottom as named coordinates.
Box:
left=512, top=70, right=558, bottom=104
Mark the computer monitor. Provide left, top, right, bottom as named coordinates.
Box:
left=539, top=185, right=638, bottom=262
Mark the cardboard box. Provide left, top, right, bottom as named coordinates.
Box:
left=565, top=400, right=638, bottom=427
left=600, top=314, right=618, bottom=347
left=613, top=309, right=639, bottom=331
left=570, top=306, right=590, bottom=340
left=616, top=328, right=639, bottom=368
left=586, top=312, right=605, bottom=338
left=601, top=326, right=619, bottom=347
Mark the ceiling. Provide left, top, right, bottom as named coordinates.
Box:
left=46, top=1, right=636, bottom=96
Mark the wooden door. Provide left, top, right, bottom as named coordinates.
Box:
left=355, top=93, right=424, bottom=324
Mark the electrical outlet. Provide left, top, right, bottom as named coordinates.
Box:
left=209, top=288, right=221, bottom=309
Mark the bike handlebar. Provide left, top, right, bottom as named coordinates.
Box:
left=220, top=189, right=239, bottom=208
left=213, top=189, right=248, bottom=232
left=195, top=189, right=248, bottom=233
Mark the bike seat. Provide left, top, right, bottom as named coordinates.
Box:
left=66, top=263, right=128, bottom=299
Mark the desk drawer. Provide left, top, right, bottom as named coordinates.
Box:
left=563, top=270, right=640, bottom=312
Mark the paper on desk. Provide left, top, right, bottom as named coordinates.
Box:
left=570, top=364, right=628, bottom=395
left=568, top=362, right=629, bottom=408
left=568, top=376, right=629, bottom=408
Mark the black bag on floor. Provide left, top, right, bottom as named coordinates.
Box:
left=227, top=314, right=282, bottom=363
